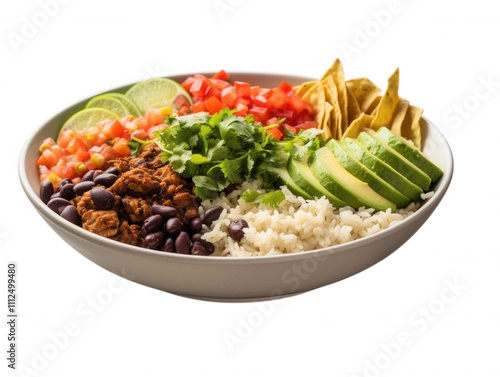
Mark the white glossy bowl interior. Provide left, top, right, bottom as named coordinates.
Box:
left=19, top=73, right=453, bottom=302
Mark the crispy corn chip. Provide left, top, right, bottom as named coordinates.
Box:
left=346, top=78, right=381, bottom=113
left=401, top=105, right=423, bottom=149
left=370, top=68, right=400, bottom=130
left=322, top=59, right=348, bottom=133
left=389, top=98, right=409, bottom=136
left=346, top=86, right=361, bottom=125
left=341, top=113, right=374, bottom=141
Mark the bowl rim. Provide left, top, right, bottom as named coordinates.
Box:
left=18, top=72, right=454, bottom=264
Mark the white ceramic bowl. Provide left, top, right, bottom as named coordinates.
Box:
left=19, top=73, right=453, bottom=302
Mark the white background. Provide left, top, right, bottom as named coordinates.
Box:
left=1, top=0, right=499, bottom=376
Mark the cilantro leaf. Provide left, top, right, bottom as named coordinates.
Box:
left=241, top=189, right=285, bottom=208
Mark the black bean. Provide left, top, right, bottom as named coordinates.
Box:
left=191, top=233, right=203, bottom=242
left=50, top=192, right=61, bottom=200
left=47, top=198, right=71, bottom=214
left=82, top=170, right=102, bottom=182
left=145, top=231, right=165, bottom=249
left=228, top=219, right=249, bottom=241
left=40, top=181, right=54, bottom=204
left=189, top=217, right=203, bottom=233
left=161, top=238, right=175, bottom=253
left=203, top=206, right=223, bottom=226
left=73, top=181, right=95, bottom=196
left=152, top=205, right=177, bottom=220
left=175, top=231, right=191, bottom=254
left=191, top=241, right=208, bottom=256
left=165, top=217, right=183, bottom=236
left=94, top=173, right=118, bottom=188
left=56, top=178, right=72, bottom=193
left=59, top=183, right=75, bottom=200
left=90, top=188, right=115, bottom=210
left=142, top=214, right=164, bottom=235
left=60, top=205, right=81, bottom=226
left=104, top=166, right=119, bottom=176
left=203, top=240, right=215, bottom=255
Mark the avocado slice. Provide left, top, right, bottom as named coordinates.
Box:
left=326, top=139, right=411, bottom=208
left=342, top=138, right=423, bottom=201
left=375, top=127, right=443, bottom=182
left=310, top=147, right=397, bottom=211
left=287, top=157, right=348, bottom=208
left=358, top=132, right=432, bottom=191
left=271, top=165, right=313, bottom=199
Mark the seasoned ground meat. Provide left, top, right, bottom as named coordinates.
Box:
left=110, top=221, right=144, bottom=247
left=82, top=210, right=120, bottom=237
left=121, top=196, right=152, bottom=223
left=74, top=143, right=200, bottom=248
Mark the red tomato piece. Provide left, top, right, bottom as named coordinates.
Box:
left=295, top=121, right=318, bottom=131
left=266, top=127, right=284, bottom=140
left=210, top=79, right=231, bottom=90
left=102, top=119, right=125, bottom=139
left=62, top=164, right=77, bottom=180
left=278, top=81, right=293, bottom=94
left=204, top=97, right=225, bottom=115
left=113, top=138, right=131, bottom=157
left=211, top=70, right=230, bottom=81
left=65, top=137, right=85, bottom=154
left=249, top=106, right=269, bottom=119
left=234, top=81, right=251, bottom=98
left=253, top=95, right=269, bottom=108
left=173, top=94, right=191, bottom=109
left=234, top=103, right=248, bottom=117
left=145, top=108, right=164, bottom=126
left=284, top=124, right=298, bottom=134
left=181, top=76, right=196, bottom=91
left=191, top=100, right=207, bottom=113
left=190, top=78, right=209, bottom=97
left=221, top=87, right=238, bottom=108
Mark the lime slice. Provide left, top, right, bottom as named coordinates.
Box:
left=106, top=93, right=143, bottom=118
left=85, top=95, right=131, bottom=117
left=125, top=78, right=193, bottom=113
left=60, top=108, right=120, bottom=135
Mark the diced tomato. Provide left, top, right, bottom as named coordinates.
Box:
left=250, top=86, right=261, bottom=97
left=191, top=100, right=207, bottom=113
left=284, top=124, right=298, bottom=134
left=271, top=108, right=294, bottom=119
left=234, top=103, right=248, bottom=117
left=131, top=130, right=149, bottom=140
left=295, top=111, right=314, bottom=125
left=267, top=92, right=286, bottom=109
left=102, top=119, right=125, bottom=139
left=51, top=145, right=64, bottom=158
left=266, top=127, right=284, bottom=140
left=235, top=97, right=250, bottom=107
left=178, top=105, right=191, bottom=115
left=42, top=137, right=56, bottom=147
left=295, top=121, right=318, bottom=131
left=65, top=137, right=85, bottom=154
left=74, top=147, right=89, bottom=162
left=279, top=81, right=293, bottom=94
left=234, top=81, right=251, bottom=98
left=62, top=164, right=77, bottom=179
left=204, top=96, right=225, bottom=115
left=121, top=115, right=136, bottom=123
left=260, top=88, right=272, bottom=99
left=190, top=78, right=209, bottom=97
left=253, top=95, right=269, bottom=108
left=41, top=149, right=58, bottom=167
left=145, top=108, right=164, bottom=126
left=211, top=70, right=230, bottom=81
left=181, top=76, right=196, bottom=91
left=133, top=117, right=149, bottom=130
left=206, top=86, right=222, bottom=99
left=173, top=94, right=191, bottom=109
left=249, top=106, right=269, bottom=119
left=113, top=138, right=131, bottom=157
left=72, top=177, right=82, bottom=185
left=57, top=132, right=73, bottom=148
left=221, top=87, right=238, bottom=108
left=148, top=124, right=168, bottom=139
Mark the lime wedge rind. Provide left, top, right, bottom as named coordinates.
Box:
left=59, top=108, right=120, bottom=138
left=106, top=92, right=143, bottom=117
left=125, top=77, right=193, bottom=113
left=85, top=95, right=131, bottom=118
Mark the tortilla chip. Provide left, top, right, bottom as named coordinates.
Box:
left=389, top=98, right=409, bottom=135
left=401, top=105, right=423, bottom=149
left=294, top=81, right=317, bottom=97
left=370, top=68, right=400, bottom=130
left=322, top=102, right=334, bottom=139
left=341, top=113, right=374, bottom=141
left=367, top=95, right=382, bottom=115
left=346, top=86, right=361, bottom=125
left=321, top=59, right=348, bottom=133
left=301, top=82, right=326, bottom=133
left=346, top=78, right=381, bottom=113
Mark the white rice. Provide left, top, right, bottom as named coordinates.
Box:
left=200, top=180, right=423, bottom=257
